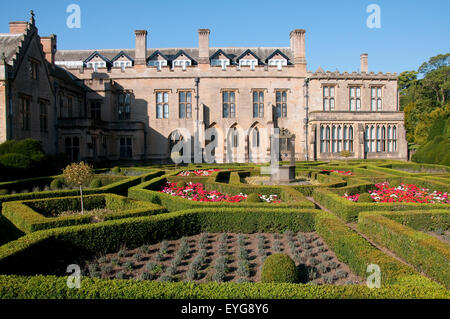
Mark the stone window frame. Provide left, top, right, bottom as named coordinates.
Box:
left=90, top=100, right=102, bottom=121
left=322, top=85, right=336, bottom=111
left=119, top=136, right=133, bottom=159
left=118, top=91, right=132, bottom=120
left=178, top=90, right=193, bottom=119
left=370, top=85, right=383, bottom=112
left=28, top=57, right=40, bottom=80
left=222, top=90, right=237, bottom=119
left=155, top=90, right=170, bottom=119
left=349, top=85, right=362, bottom=111
left=320, top=124, right=354, bottom=153
left=275, top=89, right=288, bottom=118
left=19, top=94, right=31, bottom=131
left=251, top=89, right=266, bottom=118
left=38, top=98, right=49, bottom=133
left=365, top=124, right=397, bottom=153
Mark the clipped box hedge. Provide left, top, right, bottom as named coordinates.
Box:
left=357, top=210, right=450, bottom=288
left=314, top=211, right=441, bottom=289
left=128, top=175, right=314, bottom=211
left=0, top=170, right=165, bottom=210
left=0, top=275, right=448, bottom=299
left=1, top=193, right=167, bottom=234
left=0, top=207, right=445, bottom=298
left=312, top=188, right=450, bottom=222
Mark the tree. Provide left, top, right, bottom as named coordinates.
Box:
left=399, top=53, right=450, bottom=145
left=62, top=162, right=94, bottom=214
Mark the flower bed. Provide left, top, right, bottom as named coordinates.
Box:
left=321, top=170, right=354, bottom=176
left=160, top=182, right=281, bottom=203
left=177, top=169, right=220, bottom=177
left=344, top=182, right=450, bottom=204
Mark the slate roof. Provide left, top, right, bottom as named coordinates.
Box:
left=110, top=50, right=134, bottom=63
left=0, top=33, right=24, bottom=65
left=55, top=47, right=293, bottom=65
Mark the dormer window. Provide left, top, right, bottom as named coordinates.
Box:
left=84, top=52, right=110, bottom=71
left=211, top=59, right=230, bottom=70
left=172, top=51, right=195, bottom=71
left=87, top=61, right=106, bottom=71
left=268, top=59, right=287, bottom=70
left=148, top=60, right=168, bottom=70
left=266, top=50, right=290, bottom=70
left=239, top=59, right=257, bottom=70
left=172, top=60, right=191, bottom=70
left=111, top=52, right=134, bottom=70
left=237, top=50, right=260, bottom=70
left=113, top=61, right=132, bottom=69
left=210, top=50, right=232, bottom=70
left=147, top=51, right=170, bottom=71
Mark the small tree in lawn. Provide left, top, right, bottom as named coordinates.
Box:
left=340, top=150, right=351, bottom=165
left=63, top=162, right=94, bottom=214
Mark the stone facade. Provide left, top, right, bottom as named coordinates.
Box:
left=0, top=13, right=408, bottom=164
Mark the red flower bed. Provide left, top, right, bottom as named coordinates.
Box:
left=321, top=170, right=354, bottom=176
left=160, top=182, right=281, bottom=203
left=177, top=169, right=220, bottom=177
left=343, top=182, right=450, bottom=204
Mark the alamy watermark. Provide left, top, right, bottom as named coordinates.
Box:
left=66, top=4, right=81, bottom=29
left=366, top=4, right=381, bottom=29
left=67, top=264, right=81, bottom=289
left=366, top=264, right=381, bottom=288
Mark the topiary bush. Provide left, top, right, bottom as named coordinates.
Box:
left=50, top=179, right=64, bottom=190
left=89, top=179, right=102, bottom=188
left=261, top=253, right=298, bottom=283
left=246, top=193, right=261, bottom=203
left=357, top=193, right=374, bottom=203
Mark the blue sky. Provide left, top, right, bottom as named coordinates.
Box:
left=1, top=0, right=449, bottom=74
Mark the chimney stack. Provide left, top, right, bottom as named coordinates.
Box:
left=198, top=29, right=210, bottom=64
left=134, top=30, right=148, bottom=65
left=9, top=21, right=29, bottom=34
left=290, top=29, right=306, bottom=65
left=41, top=34, right=57, bottom=64
left=360, top=53, right=368, bottom=73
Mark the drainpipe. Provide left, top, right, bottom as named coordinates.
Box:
left=7, top=77, right=13, bottom=140
left=303, top=77, right=310, bottom=161
left=195, top=77, right=201, bottom=163
left=53, top=82, right=59, bottom=154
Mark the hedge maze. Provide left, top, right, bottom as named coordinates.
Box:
left=0, top=160, right=448, bottom=299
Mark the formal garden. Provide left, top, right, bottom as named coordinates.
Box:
left=0, top=158, right=448, bottom=299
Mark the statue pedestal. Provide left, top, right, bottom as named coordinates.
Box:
left=270, top=165, right=296, bottom=183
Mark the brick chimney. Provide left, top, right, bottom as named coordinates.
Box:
left=9, top=21, right=29, bottom=34
left=41, top=34, right=57, bottom=64
left=198, top=29, right=210, bottom=64
left=134, top=30, right=148, bottom=65
left=290, top=29, right=306, bottom=65
left=360, top=53, right=368, bottom=73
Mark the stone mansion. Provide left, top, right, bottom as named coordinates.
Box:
left=0, top=12, right=407, bottom=164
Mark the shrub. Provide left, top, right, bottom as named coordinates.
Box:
left=112, top=167, right=121, bottom=174
left=89, top=179, right=102, bottom=188
left=0, top=153, right=33, bottom=170
left=261, top=253, right=298, bottom=283
left=358, top=193, right=374, bottom=203
left=246, top=193, right=261, bottom=203
left=50, top=179, right=64, bottom=190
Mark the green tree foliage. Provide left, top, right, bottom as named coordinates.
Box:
left=400, top=54, right=449, bottom=145
left=63, top=162, right=94, bottom=214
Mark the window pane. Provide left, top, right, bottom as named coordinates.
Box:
left=164, top=93, right=168, bottom=103
left=324, top=87, right=329, bottom=97
left=223, top=92, right=228, bottom=102
left=259, top=92, right=264, bottom=102
left=330, top=87, right=334, bottom=97
left=230, top=92, right=235, bottom=102
left=186, top=92, right=192, bottom=103
left=157, top=93, right=162, bottom=103
left=180, top=92, right=185, bottom=102
left=253, top=91, right=258, bottom=102
left=276, top=92, right=281, bottom=102
left=356, top=88, right=361, bottom=97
